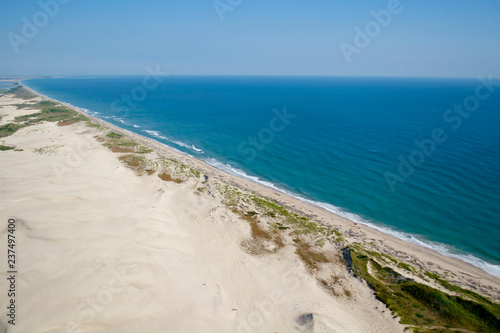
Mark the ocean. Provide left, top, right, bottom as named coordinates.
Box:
left=23, top=76, right=500, bottom=277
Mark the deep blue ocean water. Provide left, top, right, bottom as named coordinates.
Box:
left=24, top=76, right=500, bottom=277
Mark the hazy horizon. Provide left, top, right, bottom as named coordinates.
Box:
left=1, top=1, right=499, bottom=78
left=2, top=75, right=499, bottom=80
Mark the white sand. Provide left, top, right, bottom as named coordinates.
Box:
left=0, top=95, right=406, bottom=332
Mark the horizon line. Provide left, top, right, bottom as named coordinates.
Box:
left=2, top=74, right=496, bottom=80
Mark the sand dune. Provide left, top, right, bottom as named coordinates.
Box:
left=0, top=94, right=406, bottom=332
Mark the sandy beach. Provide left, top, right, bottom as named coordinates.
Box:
left=0, top=87, right=498, bottom=332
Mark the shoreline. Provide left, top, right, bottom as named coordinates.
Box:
left=20, top=83, right=500, bottom=287
left=2, top=85, right=499, bottom=331
left=1, top=86, right=406, bottom=332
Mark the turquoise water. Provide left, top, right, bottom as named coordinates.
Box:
left=24, top=76, right=500, bottom=277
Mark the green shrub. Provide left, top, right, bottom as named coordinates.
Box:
left=0, top=144, right=14, bottom=151
left=106, top=132, right=123, bottom=139
left=0, top=123, right=23, bottom=137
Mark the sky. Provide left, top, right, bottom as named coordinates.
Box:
left=0, top=0, right=499, bottom=78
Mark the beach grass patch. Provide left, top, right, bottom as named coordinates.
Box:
left=238, top=210, right=286, bottom=255
left=106, top=131, right=123, bottom=139
left=0, top=123, right=23, bottom=137
left=57, top=119, right=79, bottom=126
left=15, top=100, right=56, bottom=109
left=190, top=168, right=201, bottom=178
left=244, top=215, right=273, bottom=240
left=33, top=144, right=63, bottom=154
left=136, top=146, right=153, bottom=154
left=160, top=158, right=201, bottom=179
left=195, top=187, right=207, bottom=195
left=15, top=105, right=86, bottom=126
left=37, top=100, right=56, bottom=107
left=398, top=262, right=415, bottom=272
left=295, top=241, right=329, bottom=272
left=317, top=278, right=340, bottom=296
left=8, top=86, right=38, bottom=100
left=117, top=141, right=138, bottom=147
left=158, top=172, right=184, bottom=183
left=14, top=112, right=42, bottom=122
left=103, top=139, right=138, bottom=148
left=14, top=103, right=38, bottom=109
left=252, top=196, right=292, bottom=217
left=382, top=253, right=399, bottom=265
left=425, top=272, right=442, bottom=281
left=0, top=144, right=15, bottom=151
left=108, top=146, right=135, bottom=153
left=118, top=154, right=148, bottom=174
left=86, top=120, right=104, bottom=129
left=249, top=196, right=329, bottom=236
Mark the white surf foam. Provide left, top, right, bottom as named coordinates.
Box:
left=171, top=140, right=190, bottom=149
left=142, top=130, right=191, bottom=148
left=192, top=145, right=204, bottom=153
left=144, top=130, right=160, bottom=137
left=203, top=158, right=500, bottom=278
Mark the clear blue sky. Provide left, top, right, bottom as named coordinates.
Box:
left=1, top=0, right=499, bottom=77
